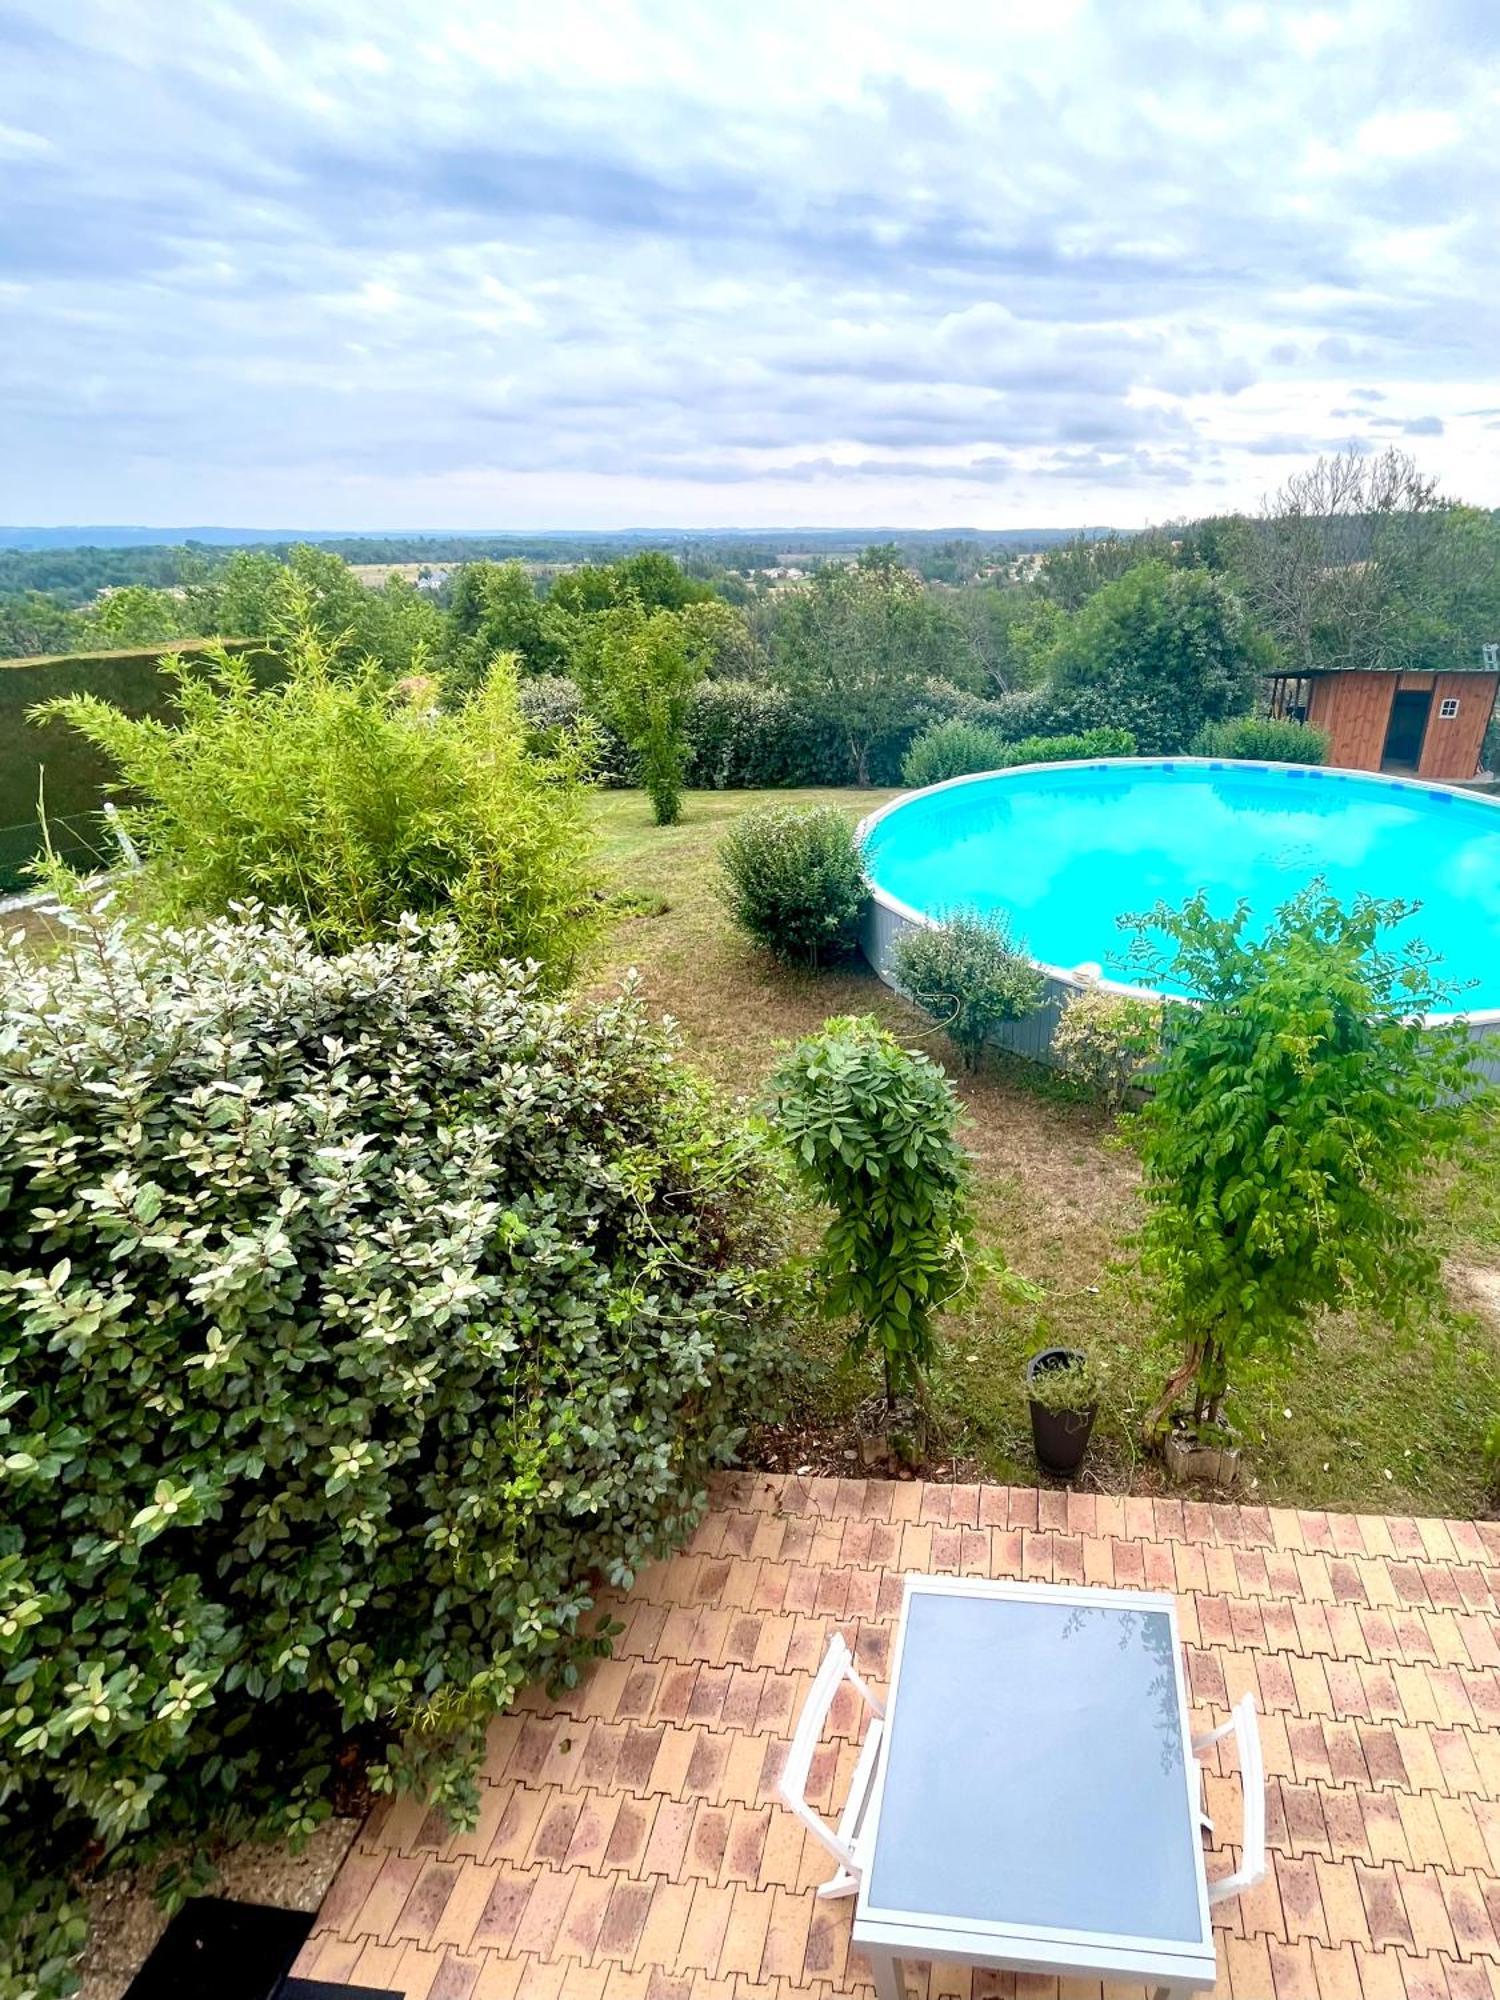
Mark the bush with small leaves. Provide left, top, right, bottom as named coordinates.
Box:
left=717, top=803, right=868, bottom=967
left=0, top=903, right=790, bottom=1996
left=1051, top=986, right=1164, bottom=1111
left=901, top=719, right=1011, bottom=787
left=770, top=1015, right=980, bottom=1409
left=1189, top=715, right=1329, bottom=764
left=1128, top=886, right=1478, bottom=1440
left=892, top=911, right=1046, bottom=1069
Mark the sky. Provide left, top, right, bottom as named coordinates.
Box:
left=3, top=0, right=1499, bottom=533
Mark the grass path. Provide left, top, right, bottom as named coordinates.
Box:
left=592, top=786, right=1500, bottom=1516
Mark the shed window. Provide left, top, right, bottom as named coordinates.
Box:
left=1439, top=697, right=1460, bottom=719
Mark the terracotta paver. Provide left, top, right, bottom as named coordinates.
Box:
left=296, top=1473, right=1500, bottom=1998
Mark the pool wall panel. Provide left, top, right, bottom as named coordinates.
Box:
left=863, top=894, right=1097, bottom=1065
left=865, top=891, right=1500, bottom=1089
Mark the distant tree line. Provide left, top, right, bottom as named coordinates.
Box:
left=6, top=450, right=1497, bottom=800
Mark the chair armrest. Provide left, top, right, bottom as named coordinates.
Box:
left=777, top=1634, right=866, bottom=1868
left=1195, top=1694, right=1266, bottom=1908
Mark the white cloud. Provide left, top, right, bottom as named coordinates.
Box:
left=1355, top=108, right=1465, bottom=159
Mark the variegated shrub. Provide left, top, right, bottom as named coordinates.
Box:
left=0, top=901, right=788, bottom=1992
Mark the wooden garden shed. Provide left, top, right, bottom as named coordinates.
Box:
left=1266, top=658, right=1499, bottom=780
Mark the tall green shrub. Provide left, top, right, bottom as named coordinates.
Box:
left=0, top=907, right=789, bottom=1992
left=1128, top=887, right=1477, bottom=1438
left=573, top=602, right=704, bottom=825
left=35, top=629, right=598, bottom=986
left=771, top=1015, right=981, bottom=1408
left=718, top=804, right=868, bottom=967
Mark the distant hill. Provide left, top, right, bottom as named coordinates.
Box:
left=0, top=524, right=1117, bottom=556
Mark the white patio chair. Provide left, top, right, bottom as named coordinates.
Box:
left=777, top=1631, right=886, bottom=1900
left=1192, top=1692, right=1267, bottom=1908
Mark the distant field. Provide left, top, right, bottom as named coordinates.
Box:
left=347, top=559, right=566, bottom=587
left=347, top=562, right=445, bottom=587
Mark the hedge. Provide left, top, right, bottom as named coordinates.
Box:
left=518, top=674, right=1015, bottom=792
left=0, top=639, right=271, bottom=892
left=1188, top=715, right=1329, bottom=764
left=902, top=720, right=1136, bottom=788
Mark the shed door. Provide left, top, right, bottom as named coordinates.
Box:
left=1382, top=689, right=1431, bottom=772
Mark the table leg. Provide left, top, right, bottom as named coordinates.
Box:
left=868, top=1949, right=908, bottom=2000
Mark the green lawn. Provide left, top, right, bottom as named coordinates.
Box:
left=593, top=786, right=1500, bottom=1516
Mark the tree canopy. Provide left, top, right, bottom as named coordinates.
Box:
left=1045, top=560, right=1267, bottom=752
left=1239, top=448, right=1500, bottom=676
left=769, top=554, right=976, bottom=782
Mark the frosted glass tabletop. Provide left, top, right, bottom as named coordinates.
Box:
left=862, top=1582, right=1206, bottom=1946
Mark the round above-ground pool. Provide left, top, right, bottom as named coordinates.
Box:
left=859, top=759, right=1500, bottom=1071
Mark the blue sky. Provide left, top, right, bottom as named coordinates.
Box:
left=3, top=1, right=1498, bottom=530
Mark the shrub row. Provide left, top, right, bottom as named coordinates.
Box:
left=517, top=675, right=1048, bottom=792
left=901, top=721, right=1137, bottom=788
left=1188, top=714, right=1329, bottom=764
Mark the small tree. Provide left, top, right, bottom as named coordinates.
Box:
left=186, top=546, right=442, bottom=674
left=82, top=584, right=186, bottom=649
left=1127, top=887, right=1478, bottom=1439
left=770, top=1015, right=980, bottom=1410
left=573, top=601, right=705, bottom=824
left=892, top=911, right=1044, bottom=1069
left=444, top=560, right=571, bottom=690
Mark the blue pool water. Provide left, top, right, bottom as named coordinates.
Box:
left=863, top=760, right=1500, bottom=1014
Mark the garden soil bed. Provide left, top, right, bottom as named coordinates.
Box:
left=77, top=1820, right=360, bottom=2000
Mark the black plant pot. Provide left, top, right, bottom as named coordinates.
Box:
left=1026, top=1346, right=1098, bottom=1476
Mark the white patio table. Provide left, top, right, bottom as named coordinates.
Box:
left=848, top=1575, right=1219, bottom=2000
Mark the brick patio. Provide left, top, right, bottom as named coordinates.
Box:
left=294, top=1472, right=1500, bottom=2000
